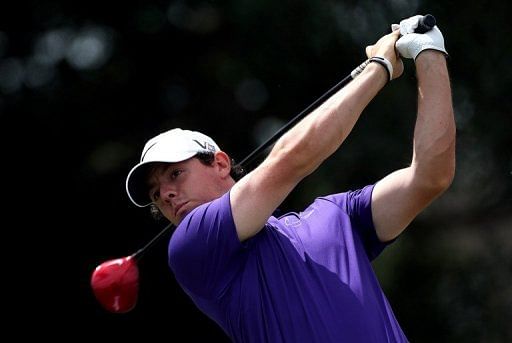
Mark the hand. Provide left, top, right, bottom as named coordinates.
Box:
left=394, top=15, right=448, bottom=60
left=365, top=29, right=404, bottom=80
left=396, top=15, right=425, bottom=35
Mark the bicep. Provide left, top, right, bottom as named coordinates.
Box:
left=371, top=167, right=442, bottom=242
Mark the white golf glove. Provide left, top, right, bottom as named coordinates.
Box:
left=393, top=15, right=448, bottom=60
left=396, top=15, right=427, bottom=35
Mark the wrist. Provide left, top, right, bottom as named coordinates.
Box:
left=364, top=61, right=389, bottom=86
left=415, top=49, right=448, bottom=63
left=369, top=56, right=393, bottom=81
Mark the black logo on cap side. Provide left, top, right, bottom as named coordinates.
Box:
left=193, top=139, right=216, bottom=152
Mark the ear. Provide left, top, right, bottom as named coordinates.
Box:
left=213, top=151, right=232, bottom=178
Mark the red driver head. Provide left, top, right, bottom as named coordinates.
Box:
left=91, top=256, right=139, bottom=313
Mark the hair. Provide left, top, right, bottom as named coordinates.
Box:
left=149, top=151, right=247, bottom=221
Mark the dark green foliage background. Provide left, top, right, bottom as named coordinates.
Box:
left=2, top=0, right=509, bottom=341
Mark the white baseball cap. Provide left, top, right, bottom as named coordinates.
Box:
left=126, top=128, right=220, bottom=207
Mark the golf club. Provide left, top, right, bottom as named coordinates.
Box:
left=237, top=14, right=436, bottom=168
left=91, top=222, right=174, bottom=313
left=90, top=14, right=436, bottom=314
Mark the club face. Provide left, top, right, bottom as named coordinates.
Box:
left=91, top=256, right=139, bottom=313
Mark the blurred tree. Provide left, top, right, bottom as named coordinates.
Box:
left=1, top=0, right=509, bottom=341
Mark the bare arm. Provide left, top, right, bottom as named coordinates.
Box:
left=231, top=31, right=403, bottom=241
left=372, top=51, right=456, bottom=242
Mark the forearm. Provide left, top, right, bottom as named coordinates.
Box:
left=371, top=52, right=456, bottom=242
left=412, top=51, right=456, bottom=189
left=267, top=63, right=388, bottom=178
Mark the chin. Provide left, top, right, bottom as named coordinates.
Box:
left=163, top=213, right=177, bottom=224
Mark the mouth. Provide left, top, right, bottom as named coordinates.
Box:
left=174, top=202, right=188, bottom=218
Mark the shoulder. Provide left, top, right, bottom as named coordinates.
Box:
left=318, top=184, right=375, bottom=211
left=170, top=192, right=235, bottom=250
left=168, top=191, right=245, bottom=296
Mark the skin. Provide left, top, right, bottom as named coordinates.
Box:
left=371, top=51, right=455, bottom=241
left=149, top=29, right=455, bottom=244
left=148, top=154, right=235, bottom=225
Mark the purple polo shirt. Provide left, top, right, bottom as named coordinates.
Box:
left=169, top=185, right=408, bottom=342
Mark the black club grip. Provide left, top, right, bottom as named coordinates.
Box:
left=415, top=14, right=436, bottom=33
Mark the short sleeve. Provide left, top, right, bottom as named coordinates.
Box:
left=168, top=191, right=245, bottom=298
left=320, top=184, right=391, bottom=260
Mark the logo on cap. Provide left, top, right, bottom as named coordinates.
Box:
left=193, top=140, right=216, bottom=152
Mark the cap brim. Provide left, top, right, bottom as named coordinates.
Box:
left=126, top=163, right=154, bottom=207
left=125, top=151, right=198, bottom=207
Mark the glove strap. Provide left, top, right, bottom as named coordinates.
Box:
left=369, top=56, right=393, bottom=81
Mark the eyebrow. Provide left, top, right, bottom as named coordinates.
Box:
left=146, top=163, right=173, bottom=190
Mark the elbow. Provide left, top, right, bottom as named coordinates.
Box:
left=433, top=150, right=456, bottom=193
left=433, top=169, right=455, bottom=193
left=411, top=150, right=455, bottom=197
left=415, top=137, right=456, bottom=194
left=418, top=162, right=455, bottom=197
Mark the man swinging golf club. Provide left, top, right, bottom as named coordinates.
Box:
left=123, top=14, right=455, bottom=342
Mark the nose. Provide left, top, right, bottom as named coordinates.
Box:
left=159, top=183, right=177, bottom=204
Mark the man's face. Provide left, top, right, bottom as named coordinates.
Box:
left=147, top=157, right=227, bottom=225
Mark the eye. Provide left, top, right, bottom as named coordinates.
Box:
left=170, top=169, right=183, bottom=179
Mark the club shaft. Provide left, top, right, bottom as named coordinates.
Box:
left=239, top=14, right=436, bottom=168
left=237, top=73, right=354, bottom=168
left=132, top=222, right=174, bottom=260
left=133, top=59, right=370, bottom=259
left=133, top=13, right=438, bottom=259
